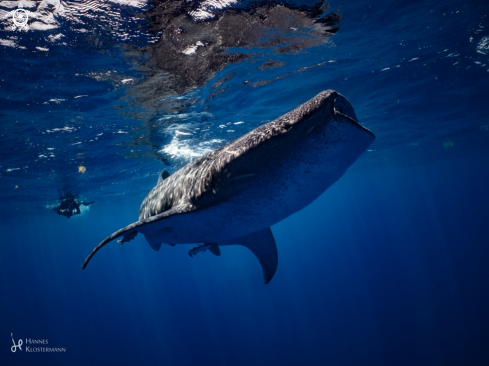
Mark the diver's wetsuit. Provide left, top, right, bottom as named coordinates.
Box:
left=57, top=198, right=81, bottom=218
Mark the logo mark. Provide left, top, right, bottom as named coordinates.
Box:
left=1, top=3, right=31, bottom=31
left=11, top=333, right=23, bottom=352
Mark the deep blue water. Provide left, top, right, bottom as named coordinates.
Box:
left=1, top=0, right=489, bottom=365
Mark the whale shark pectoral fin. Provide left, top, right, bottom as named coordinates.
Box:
left=208, top=243, right=221, bottom=256
left=217, top=228, right=278, bottom=284
left=82, top=205, right=189, bottom=269
left=148, top=242, right=162, bottom=251
left=157, top=169, right=171, bottom=185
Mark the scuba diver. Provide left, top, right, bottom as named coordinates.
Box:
left=53, top=192, right=94, bottom=218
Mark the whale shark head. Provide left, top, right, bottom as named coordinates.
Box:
left=271, top=89, right=370, bottom=142
left=221, top=89, right=374, bottom=176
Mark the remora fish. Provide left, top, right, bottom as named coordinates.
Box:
left=82, top=90, right=375, bottom=283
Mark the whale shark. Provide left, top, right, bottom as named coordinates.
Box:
left=82, top=90, right=375, bottom=283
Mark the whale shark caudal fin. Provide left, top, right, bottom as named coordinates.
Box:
left=157, top=169, right=170, bottom=185
left=216, top=228, right=278, bottom=284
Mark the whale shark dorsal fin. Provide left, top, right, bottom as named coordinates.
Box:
left=158, top=169, right=171, bottom=184
left=217, top=228, right=278, bottom=284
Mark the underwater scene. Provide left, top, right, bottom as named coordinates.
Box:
left=1, top=0, right=489, bottom=365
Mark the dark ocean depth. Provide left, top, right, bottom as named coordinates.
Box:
left=2, top=156, right=489, bottom=365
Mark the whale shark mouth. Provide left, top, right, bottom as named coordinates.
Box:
left=333, top=94, right=359, bottom=123
left=332, top=94, right=375, bottom=137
